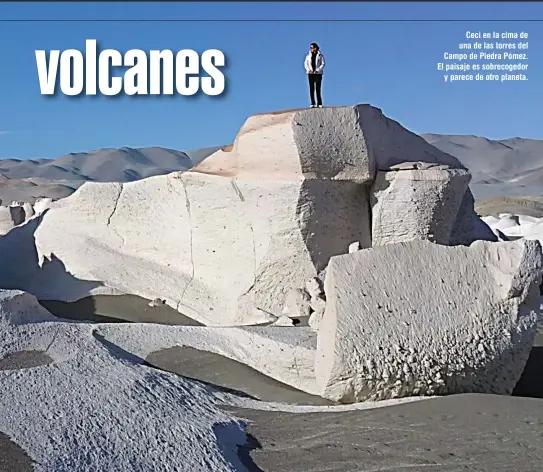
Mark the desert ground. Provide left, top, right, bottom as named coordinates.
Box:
left=1, top=104, right=542, bottom=471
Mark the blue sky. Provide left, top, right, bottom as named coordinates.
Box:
left=0, top=2, right=542, bottom=159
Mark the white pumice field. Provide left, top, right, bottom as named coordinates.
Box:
left=1, top=105, right=542, bottom=472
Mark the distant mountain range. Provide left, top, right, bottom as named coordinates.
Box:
left=0, top=146, right=222, bottom=204
left=0, top=134, right=541, bottom=204
left=422, top=134, right=543, bottom=199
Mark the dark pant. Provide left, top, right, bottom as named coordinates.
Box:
left=308, top=73, right=323, bottom=106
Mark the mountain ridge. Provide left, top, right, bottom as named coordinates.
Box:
left=1, top=134, right=541, bottom=203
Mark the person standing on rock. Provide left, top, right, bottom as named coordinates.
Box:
left=304, top=43, right=325, bottom=108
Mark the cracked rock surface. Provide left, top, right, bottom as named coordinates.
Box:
left=0, top=105, right=488, bottom=328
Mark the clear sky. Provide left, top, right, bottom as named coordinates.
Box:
left=0, top=2, right=542, bottom=159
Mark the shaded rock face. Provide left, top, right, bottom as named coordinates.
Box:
left=296, top=180, right=371, bottom=272
left=315, top=239, right=543, bottom=403
left=449, top=188, right=477, bottom=246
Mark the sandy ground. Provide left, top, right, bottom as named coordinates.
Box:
left=39, top=295, right=203, bottom=326
left=0, top=350, right=53, bottom=371
left=39, top=295, right=307, bottom=327
left=1, top=303, right=541, bottom=471
left=146, top=346, right=333, bottom=406
left=229, top=393, right=543, bottom=472
left=475, top=196, right=543, bottom=218
left=228, top=323, right=543, bottom=471
left=0, top=433, right=34, bottom=472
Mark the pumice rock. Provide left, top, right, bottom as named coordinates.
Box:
left=33, top=197, right=53, bottom=216
left=22, top=202, right=35, bottom=220
left=306, top=276, right=326, bottom=331
left=370, top=163, right=472, bottom=246
left=308, top=297, right=326, bottom=331
left=282, top=288, right=311, bottom=318
left=148, top=298, right=166, bottom=307
left=0, top=205, right=25, bottom=236
left=283, top=289, right=311, bottom=318
left=449, top=188, right=476, bottom=246
left=305, top=277, right=324, bottom=299
left=348, top=241, right=362, bottom=253
left=0, top=289, right=59, bottom=325
left=272, top=315, right=296, bottom=327
left=315, top=239, right=543, bottom=403
left=0, top=104, right=474, bottom=326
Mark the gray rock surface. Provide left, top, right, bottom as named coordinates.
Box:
left=316, top=239, right=543, bottom=402
left=370, top=163, right=472, bottom=246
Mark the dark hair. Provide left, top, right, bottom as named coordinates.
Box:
left=310, top=43, right=320, bottom=51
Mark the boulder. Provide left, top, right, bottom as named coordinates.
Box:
left=282, top=288, right=311, bottom=318
left=33, top=197, right=53, bottom=216
left=272, top=315, right=295, bottom=327
left=348, top=241, right=362, bottom=253
left=305, top=277, right=324, bottom=299
left=315, top=239, right=542, bottom=403
left=22, top=202, right=35, bottom=220
left=370, top=163, right=472, bottom=246
left=308, top=298, right=326, bottom=331
left=0, top=205, right=25, bottom=236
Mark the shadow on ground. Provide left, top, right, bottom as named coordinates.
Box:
left=0, top=351, right=53, bottom=371
left=0, top=433, right=34, bottom=472
left=145, top=345, right=333, bottom=406
left=513, top=324, right=543, bottom=399
left=39, top=295, right=203, bottom=326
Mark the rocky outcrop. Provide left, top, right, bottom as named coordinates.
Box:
left=315, top=239, right=542, bottom=403
left=0, top=205, right=25, bottom=236
left=0, top=197, right=53, bottom=236
left=0, top=104, right=540, bottom=410
left=449, top=188, right=477, bottom=245
left=33, top=197, right=53, bottom=216
left=0, top=105, right=480, bottom=327
left=0, top=289, right=58, bottom=325
left=370, top=163, right=472, bottom=246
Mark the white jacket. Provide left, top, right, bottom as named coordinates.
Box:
left=304, top=51, right=325, bottom=74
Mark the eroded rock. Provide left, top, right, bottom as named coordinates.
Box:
left=282, top=288, right=311, bottom=318
left=370, top=163, right=472, bottom=246
left=315, top=239, right=542, bottom=403
left=0, top=105, right=474, bottom=327
left=0, top=205, right=25, bottom=236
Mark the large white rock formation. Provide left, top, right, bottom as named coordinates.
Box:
left=0, top=105, right=480, bottom=326
left=315, top=239, right=542, bottom=403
